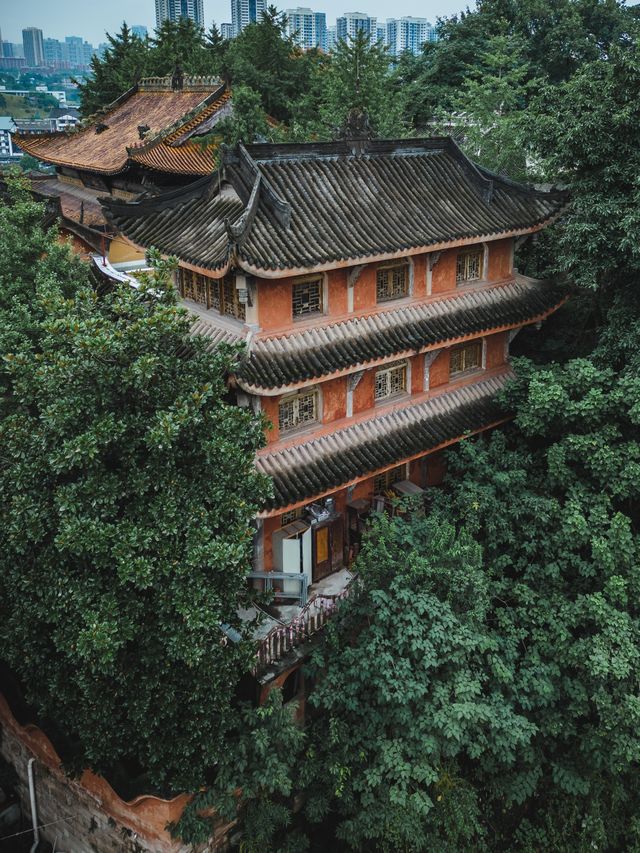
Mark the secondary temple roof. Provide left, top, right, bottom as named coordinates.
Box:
left=238, top=275, right=566, bottom=391
left=13, top=75, right=227, bottom=176
left=257, top=372, right=509, bottom=509
left=103, top=138, right=568, bottom=275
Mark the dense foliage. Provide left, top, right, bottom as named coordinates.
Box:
left=0, top=181, right=270, bottom=790
left=171, top=4, right=640, bottom=850
left=9, top=0, right=640, bottom=847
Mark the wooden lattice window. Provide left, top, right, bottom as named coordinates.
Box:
left=456, top=249, right=483, bottom=284
left=178, top=268, right=245, bottom=320
left=450, top=341, right=482, bottom=376
left=281, top=506, right=305, bottom=526
left=278, top=390, right=318, bottom=433
left=373, top=465, right=405, bottom=495
left=374, top=361, right=407, bottom=401
left=292, top=278, right=323, bottom=318
left=376, top=263, right=409, bottom=302
left=209, top=277, right=221, bottom=311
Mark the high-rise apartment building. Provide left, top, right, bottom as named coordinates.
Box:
left=155, top=0, right=205, bottom=29
left=336, top=12, right=377, bottom=43
left=231, top=0, right=267, bottom=37
left=132, top=25, right=149, bottom=39
left=326, top=24, right=337, bottom=50
left=22, top=27, right=45, bottom=67
left=286, top=7, right=327, bottom=50
left=221, top=22, right=234, bottom=39
left=385, top=16, right=437, bottom=56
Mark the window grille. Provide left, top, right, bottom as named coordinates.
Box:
left=373, top=465, right=405, bottom=495
left=374, top=361, right=407, bottom=401
left=178, top=268, right=245, bottom=320
left=456, top=249, right=483, bottom=283
left=209, top=278, right=221, bottom=312
left=376, top=263, right=408, bottom=302
left=194, top=273, right=208, bottom=306
left=450, top=341, right=482, bottom=376
left=278, top=390, right=318, bottom=433
left=281, top=506, right=305, bottom=526
left=292, top=279, right=323, bottom=318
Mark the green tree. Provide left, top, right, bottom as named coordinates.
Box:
left=172, top=691, right=305, bottom=847
left=436, top=32, right=534, bottom=178
left=526, top=30, right=640, bottom=292
left=0, top=188, right=271, bottom=790
left=0, top=174, right=86, bottom=413
left=221, top=7, right=306, bottom=121
left=148, top=17, right=216, bottom=78
left=214, top=84, right=271, bottom=146
left=77, top=23, right=149, bottom=117
left=318, top=31, right=407, bottom=138
left=301, top=508, right=529, bottom=851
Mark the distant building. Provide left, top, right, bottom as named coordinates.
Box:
left=44, top=38, right=65, bottom=66
left=0, top=117, right=21, bottom=159
left=49, top=106, right=81, bottom=131
left=285, top=7, right=327, bottom=50
left=385, top=16, right=437, bottom=56
left=41, top=36, right=95, bottom=69
left=220, top=22, right=234, bottom=39
left=336, top=12, right=377, bottom=43
left=326, top=24, right=337, bottom=50
left=22, top=28, right=45, bottom=67
left=155, top=0, right=205, bottom=28
left=131, top=25, right=149, bottom=39
left=231, top=0, right=267, bottom=37
left=376, top=24, right=385, bottom=43
left=0, top=57, right=26, bottom=71
left=0, top=41, right=13, bottom=58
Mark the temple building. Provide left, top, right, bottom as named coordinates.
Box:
left=11, top=73, right=232, bottom=256
left=103, top=131, right=567, bottom=681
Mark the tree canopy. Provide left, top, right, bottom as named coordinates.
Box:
left=0, top=181, right=270, bottom=791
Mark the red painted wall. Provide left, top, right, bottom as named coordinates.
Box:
left=487, top=238, right=513, bottom=280
left=322, top=376, right=347, bottom=422
left=429, top=349, right=450, bottom=389
left=431, top=248, right=457, bottom=294
left=486, top=331, right=507, bottom=368
left=353, top=368, right=375, bottom=416
left=353, top=266, right=376, bottom=313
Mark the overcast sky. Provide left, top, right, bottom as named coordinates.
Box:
left=2, top=0, right=477, bottom=44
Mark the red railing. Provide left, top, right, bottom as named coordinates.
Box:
left=255, top=579, right=357, bottom=671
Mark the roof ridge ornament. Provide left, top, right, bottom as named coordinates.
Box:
left=340, top=108, right=372, bottom=156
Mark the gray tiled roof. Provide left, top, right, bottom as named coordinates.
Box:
left=257, top=372, right=509, bottom=508
left=239, top=275, right=566, bottom=391
left=103, top=138, right=568, bottom=274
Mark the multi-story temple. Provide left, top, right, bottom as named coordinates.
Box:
left=12, top=73, right=232, bottom=256
left=104, top=131, right=567, bottom=674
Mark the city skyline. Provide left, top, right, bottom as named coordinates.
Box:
left=1, top=0, right=473, bottom=44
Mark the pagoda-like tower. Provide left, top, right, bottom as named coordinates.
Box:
left=11, top=74, right=231, bottom=255
left=104, top=134, right=567, bottom=672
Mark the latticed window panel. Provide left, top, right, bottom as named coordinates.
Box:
left=373, top=465, right=405, bottom=495
left=278, top=390, right=318, bottom=433
left=376, top=264, right=409, bottom=302
left=450, top=341, right=482, bottom=376
left=178, top=268, right=245, bottom=320
left=281, top=506, right=305, bottom=526
left=292, top=279, right=323, bottom=318
left=456, top=250, right=483, bottom=283
left=194, top=274, right=208, bottom=305
left=374, top=361, right=408, bottom=400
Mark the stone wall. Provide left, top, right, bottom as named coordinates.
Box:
left=0, top=694, right=231, bottom=853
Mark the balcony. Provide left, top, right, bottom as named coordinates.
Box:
left=246, top=568, right=356, bottom=674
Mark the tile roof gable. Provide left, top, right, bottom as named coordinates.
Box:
left=103, top=137, right=569, bottom=273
